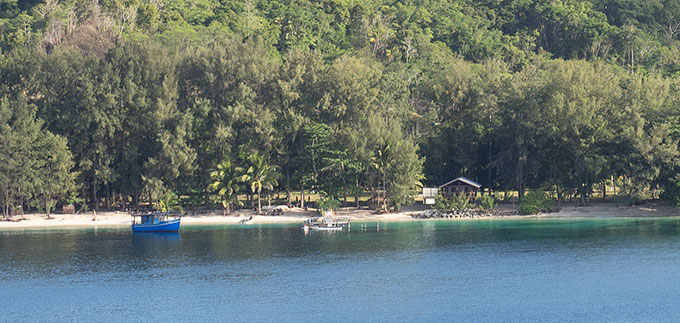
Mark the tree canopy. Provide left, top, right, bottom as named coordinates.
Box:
left=3, top=0, right=680, bottom=214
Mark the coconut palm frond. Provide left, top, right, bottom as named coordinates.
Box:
left=208, top=159, right=246, bottom=215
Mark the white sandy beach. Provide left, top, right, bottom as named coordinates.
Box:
left=0, top=206, right=420, bottom=229
left=2, top=201, right=679, bottom=229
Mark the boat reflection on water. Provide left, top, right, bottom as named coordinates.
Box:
left=132, top=232, right=181, bottom=243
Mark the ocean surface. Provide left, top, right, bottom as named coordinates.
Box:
left=2, top=218, right=680, bottom=322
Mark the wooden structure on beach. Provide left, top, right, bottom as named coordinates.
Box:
left=368, top=192, right=386, bottom=211
left=439, top=177, right=481, bottom=199
left=63, top=205, right=75, bottom=214
left=10, top=206, right=23, bottom=216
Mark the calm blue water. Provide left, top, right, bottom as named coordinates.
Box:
left=2, top=218, right=680, bottom=322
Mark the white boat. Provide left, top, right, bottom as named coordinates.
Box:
left=314, top=225, right=344, bottom=231
left=303, top=222, right=345, bottom=231
left=302, top=209, right=349, bottom=232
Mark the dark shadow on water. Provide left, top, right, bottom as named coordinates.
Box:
left=132, top=232, right=181, bottom=243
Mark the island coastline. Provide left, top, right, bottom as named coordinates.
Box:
left=2, top=201, right=679, bottom=230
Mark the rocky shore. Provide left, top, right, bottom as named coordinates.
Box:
left=413, top=208, right=520, bottom=219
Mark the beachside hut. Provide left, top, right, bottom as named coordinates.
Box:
left=439, top=177, right=481, bottom=199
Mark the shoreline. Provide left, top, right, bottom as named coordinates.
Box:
left=1, top=201, right=679, bottom=230
left=0, top=207, right=421, bottom=230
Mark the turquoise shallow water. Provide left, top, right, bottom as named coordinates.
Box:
left=2, top=218, right=680, bottom=322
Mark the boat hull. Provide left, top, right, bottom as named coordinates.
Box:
left=132, top=219, right=180, bottom=232
left=307, top=224, right=344, bottom=231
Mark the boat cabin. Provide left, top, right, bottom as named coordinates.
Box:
left=132, top=211, right=180, bottom=225
left=140, top=213, right=161, bottom=224
left=439, top=177, right=481, bottom=199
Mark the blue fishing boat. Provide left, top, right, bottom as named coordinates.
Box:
left=131, top=211, right=181, bottom=232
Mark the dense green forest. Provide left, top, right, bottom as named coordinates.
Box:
left=3, top=0, right=680, bottom=215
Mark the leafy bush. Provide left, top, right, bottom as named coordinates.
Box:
left=434, top=192, right=471, bottom=211
left=662, top=180, right=680, bottom=207
left=433, top=195, right=449, bottom=210
left=66, top=196, right=85, bottom=207
left=317, top=198, right=341, bottom=211
left=616, top=192, right=647, bottom=206
left=519, top=190, right=555, bottom=215
left=477, top=194, right=497, bottom=210
left=449, top=192, right=471, bottom=210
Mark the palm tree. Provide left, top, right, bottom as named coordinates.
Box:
left=158, top=191, right=183, bottom=213
left=208, top=160, right=245, bottom=215
left=372, top=141, right=391, bottom=211
left=246, top=153, right=280, bottom=215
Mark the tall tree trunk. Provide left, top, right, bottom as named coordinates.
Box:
left=81, top=185, right=86, bottom=210
left=19, top=191, right=24, bottom=216
left=300, top=182, right=305, bottom=209
left=4, top=182, right=9, bottom=219
left=257, top=188, right=262, bottom=215
left=580, top=183, right=587, bottom=205
left=4, top=170, right=9, bottom=218
left=487, top=143, right=492, bottom=190
left=105, top=185, right=111, bottom=210
left=382, top=169, right=387, bottom=210
left=580, top=189, right=586, bottom=205
left=92, top=177, right=98, bottom=212
left=286, top=169, right=291, bottom=207
left=341, top=164, right=347, bottom=207
left=134, top=190, right=139, bottom=211
left=579, top=167, right=586, bottom=205
left=355, top=176, right=360, bottom=208
left=602, top=180, right=607, bottom=201
left=517, top=148, right=525, bottom=199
